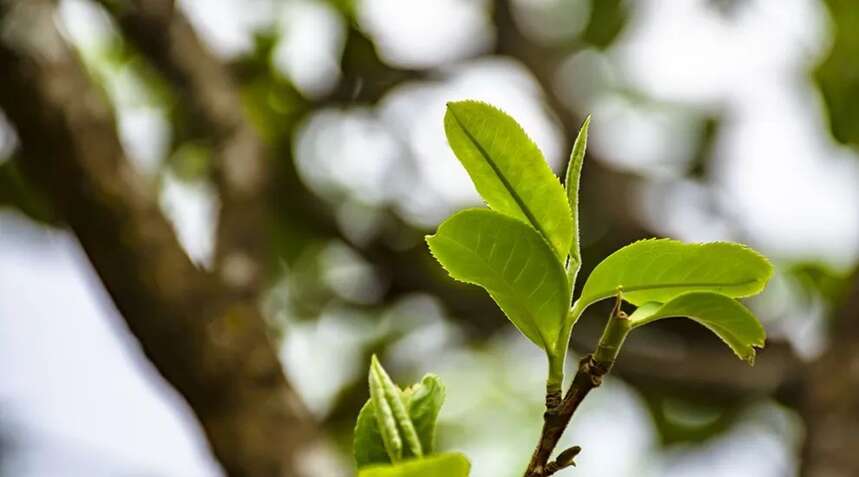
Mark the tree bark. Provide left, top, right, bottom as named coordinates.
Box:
left=0, top=2, right=315, bottom=475
left=801, top=270, right=859, bottom=477
left=95, top=0, right=269, bottom=299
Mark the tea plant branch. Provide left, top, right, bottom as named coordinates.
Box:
left=525, top=355, right=604, bottom=477
left=525, top=294, right=630, bottom=477
left=428, top=98, right=772, bottom=477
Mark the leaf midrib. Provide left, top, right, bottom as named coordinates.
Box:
left=583, top=278, right=762, bottom=304
left=447, top=107, right=555, bottom=254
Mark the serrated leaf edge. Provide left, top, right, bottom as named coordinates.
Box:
left=564, top=114, right=590, bottom=284
left=580, top=238, right=774, bottom=306
left=425, top=208, right=570, bottom=351
left=445, top=100, right=572, bottom=261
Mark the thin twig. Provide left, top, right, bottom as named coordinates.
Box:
left=524, top=355, right=607, bottom=476
left=524, top=293, right=629, bottom=476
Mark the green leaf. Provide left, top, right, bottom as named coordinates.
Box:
left=404, top=374, right=445, bottom=454
left=358, top=453, right=471, bottom=477
left=578, top=239, right=773, bottom=310
left=369, top=356, right=423, bottom=462
left=368, top=358, right=403, bottom=462
left=444, top=101, right=572, bottom=260
left=628, top=292, right=766, bottom=365
left=354, top=400, right=392, bottom=468
left=355, top=373, right=447, bottom=469
left=426, top=208, right=570, bottom=353
left=564, top=115, right=590, bottom=284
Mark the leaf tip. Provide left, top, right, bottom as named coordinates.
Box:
left=444, top=100, right=472, bottom=115
left=743, top=349, right=757, bottom=366
left=369, top=354, right=385, bottom=377
left=745, top=337, right=767, bottom=366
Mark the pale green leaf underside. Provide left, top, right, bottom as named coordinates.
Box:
left=355, top=400, right=391, bottom=468
left=405, top=375, right=445, bottom=454
left=444, top=101, right=572, bottom=260
left=628, top=292, right=766, bottom=365
left=358, top=453, right=471, bottom=477
left=579, top=239, right=773, bottom=310
left=426, top=208, right=570, bottom=351
left=356, top=372, right=446, bottom=469
left=564, top=114, right=590, bottom=283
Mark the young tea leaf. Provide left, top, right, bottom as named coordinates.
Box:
left=564, top=115, right=590, bottom=284
left=404, top=374, right=445, bottom=454
left=355, top=400, right=393, bottom=468
left=369, top=359, right=403, bottom=462
left=426, top=208, right=570, bottom=354
left=577, top=239, right=772, bottom=312
left=369, top=356, right=423, bottom=462
left=444, top=101, right=572, bottom=260
left=628, top=292, right=766, bottom=365
left=358, top=452, right=471, bottom=477
left=355, top=374, right=447, bottom=468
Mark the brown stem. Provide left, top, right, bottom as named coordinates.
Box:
left=524, top=355, right=608, bottom=477
left=525, top=294, right=630, bottom=476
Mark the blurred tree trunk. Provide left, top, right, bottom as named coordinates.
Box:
left=0, top=1, right=317, bottom=475
left=801, top=270, right=859, bottom=477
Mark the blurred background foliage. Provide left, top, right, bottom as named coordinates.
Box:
left=1, top=0, right=858, bottom=476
